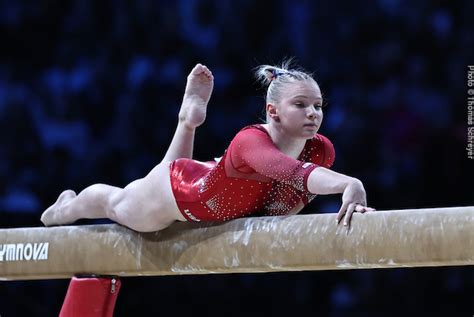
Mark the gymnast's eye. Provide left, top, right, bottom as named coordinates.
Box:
left=295, top=102, right=306, bottom=108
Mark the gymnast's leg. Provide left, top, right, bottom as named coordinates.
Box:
left=40, top=186, right=120, bottom=227
left=40, top=64, right=213, bottom=231
left=40, top=164, right=179, bottom=232
left=162, top=63, right=213, bottom=162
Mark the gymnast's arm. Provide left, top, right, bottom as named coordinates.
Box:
left=307, top=167, right=373, bottom=226
left=232, top=128, right=374, bottom=225
left=287, top=168, right=370, bottom=220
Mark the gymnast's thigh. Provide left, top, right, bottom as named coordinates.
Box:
left=121, top=162, right=186, bottom=223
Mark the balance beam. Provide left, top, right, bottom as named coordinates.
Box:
left=1, top=206, right=473, bottom=281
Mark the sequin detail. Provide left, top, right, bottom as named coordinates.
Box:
left=169, top=124, right=335, bottom=222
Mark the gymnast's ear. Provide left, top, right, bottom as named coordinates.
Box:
left=266, top=103, right=280, bottom=122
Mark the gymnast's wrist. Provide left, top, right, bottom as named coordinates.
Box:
left=343, top=178, right=363, bottom=192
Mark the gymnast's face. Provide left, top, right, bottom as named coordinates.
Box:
left=268, top=80, right=323, bottom=139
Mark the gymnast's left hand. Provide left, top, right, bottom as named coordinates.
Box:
left=336, top=179, right=376, bottom=227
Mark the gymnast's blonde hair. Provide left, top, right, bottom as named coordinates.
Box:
left=254, top=59, right=319, bottom=105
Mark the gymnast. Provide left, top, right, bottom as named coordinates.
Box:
left=41, top=62, right=375, bottom=232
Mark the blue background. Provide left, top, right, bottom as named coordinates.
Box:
left=0, top=0, right=473, bottom=316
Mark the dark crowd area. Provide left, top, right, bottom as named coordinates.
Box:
left=0, top=0, right=473, bottom=316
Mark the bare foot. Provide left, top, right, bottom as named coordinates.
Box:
left=178, top=63, right=214, bottom=129
left=40, top=190, right=77, bottom=226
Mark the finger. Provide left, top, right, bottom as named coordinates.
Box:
left=355, top=204, right=367, bottom=213
left=336, top=202, right=349, bottom=224
left=344, top=203, right=356, bottom=227
left=355, top=204, right=375, bottom=214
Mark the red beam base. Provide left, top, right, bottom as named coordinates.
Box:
left=59, top=276, right=121, bottom=317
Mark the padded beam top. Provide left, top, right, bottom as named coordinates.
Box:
left=1, top=206, right=473, bottom=280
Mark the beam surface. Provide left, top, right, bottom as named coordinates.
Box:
left=1, top=206, right=473, bottom=281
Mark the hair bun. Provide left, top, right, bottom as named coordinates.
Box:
left=264, top=68, right=275, bottom=82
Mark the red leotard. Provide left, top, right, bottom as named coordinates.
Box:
left=169, top=124, right=335, bottom=222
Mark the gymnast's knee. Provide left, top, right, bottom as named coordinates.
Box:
left=107, top=188, right=131, bottom=222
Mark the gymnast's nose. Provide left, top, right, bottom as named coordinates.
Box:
left=307, top=105, right=317, bottom=119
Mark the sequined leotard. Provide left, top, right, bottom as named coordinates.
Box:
left=169, top=124, right=335, bottom=222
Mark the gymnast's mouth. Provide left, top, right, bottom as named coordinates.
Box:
left=303, top=123, right=318, bottom=127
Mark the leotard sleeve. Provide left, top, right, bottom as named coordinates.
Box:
left=229, top=127, right=319, bottom=192
left=309, top=134, right=335, bottom=168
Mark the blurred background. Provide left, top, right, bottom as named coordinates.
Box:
left=0, top=0, right=473, bottom=315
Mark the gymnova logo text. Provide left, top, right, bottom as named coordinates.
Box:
left=0, top=243, right=49, bottom=262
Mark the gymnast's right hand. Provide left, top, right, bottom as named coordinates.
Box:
left=336, top=179, right=376, bottom=227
